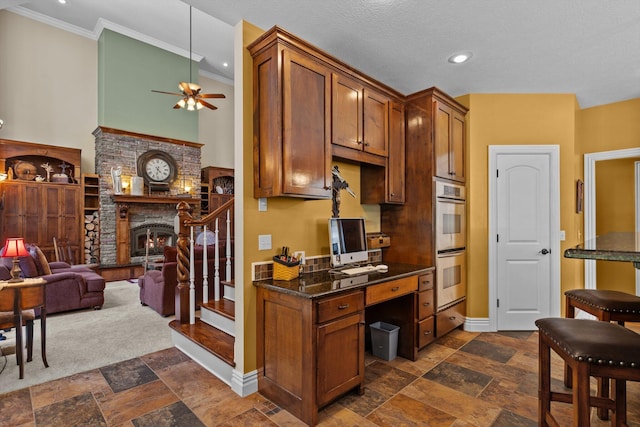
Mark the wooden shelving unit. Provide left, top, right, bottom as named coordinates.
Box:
left=82, top=174, right=100, bottom=264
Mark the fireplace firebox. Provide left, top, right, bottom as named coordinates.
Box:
left=130, top=224, right=177, bottom=257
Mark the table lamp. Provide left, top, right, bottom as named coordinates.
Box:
left=1, top=237, right=30, bottom=283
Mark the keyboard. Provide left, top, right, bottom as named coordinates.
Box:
left=341, top=265, right=378, bottom=276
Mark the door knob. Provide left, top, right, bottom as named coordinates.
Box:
left=538, top=248, right=550, bottom=255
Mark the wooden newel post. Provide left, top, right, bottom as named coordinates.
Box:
left=175, top=201, right=193, bottom=323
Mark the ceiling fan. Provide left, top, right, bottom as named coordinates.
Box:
left=151, top=6, right=225, bottom=111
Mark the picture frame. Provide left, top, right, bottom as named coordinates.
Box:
left=576, top=179, right=584, bottom=213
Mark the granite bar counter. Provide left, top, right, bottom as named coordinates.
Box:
left=564, top=232, right=640, bottom=268
left=252, top=262, right=432, bottom=298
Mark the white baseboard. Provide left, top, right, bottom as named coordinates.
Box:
left=463, top=317, right=494, bottom=332
left=231, top=369, right=258, bottom=397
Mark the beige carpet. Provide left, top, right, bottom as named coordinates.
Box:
left=0, top=280, right=174, bottom=394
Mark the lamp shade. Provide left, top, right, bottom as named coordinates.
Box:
left=1, top=238, right=29, bottom=258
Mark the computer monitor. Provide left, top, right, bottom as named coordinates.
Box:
left=328, top=217, right=369, bottom=267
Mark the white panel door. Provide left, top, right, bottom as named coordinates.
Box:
left=496, top=153, right=551, bottom=330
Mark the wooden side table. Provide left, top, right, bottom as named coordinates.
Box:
left=0, top=278, right=48, bottom=379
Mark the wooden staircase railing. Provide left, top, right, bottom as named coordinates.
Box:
left=175, top=198, right=234, bottom=324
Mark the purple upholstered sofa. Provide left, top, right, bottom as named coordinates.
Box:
left=0, top=244, right=105, bottom=314
left=138, top=245, right=217, bottom=316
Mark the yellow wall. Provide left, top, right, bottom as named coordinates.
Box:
left=461, top=94, right=581, bottom=318
left=594, top=157, right=638, bottom=293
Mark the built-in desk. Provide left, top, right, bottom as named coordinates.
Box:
left=254, top=263, right=433, bottom=426
left=564, top=232, right=640, bottom=269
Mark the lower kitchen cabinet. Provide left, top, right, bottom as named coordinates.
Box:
left=257, top=287, right=365, bottom=426
left=436, top=299, right=466, bottom=337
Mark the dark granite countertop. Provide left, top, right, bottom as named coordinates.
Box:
left=564, top=232, right=640, bottom=267
left=253, top=263, right=433, bottom=299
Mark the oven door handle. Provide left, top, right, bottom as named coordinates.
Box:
left=437, top=250, right=465, bottom=257
left=436, top=197, right=465, bottom=204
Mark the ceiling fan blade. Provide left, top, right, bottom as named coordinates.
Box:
left=151, top=90, right=183, bottom=96
left=172, top=101, right=183, bottom=109
left=198, top=100, right=218, bottom=110
left=199, top=93, right=226, bottom=99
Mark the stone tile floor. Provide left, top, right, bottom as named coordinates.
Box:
left=1, top=327, right=639, bottom=426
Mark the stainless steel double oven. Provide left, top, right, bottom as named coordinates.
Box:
left=435, top=180, right=466, bottom=311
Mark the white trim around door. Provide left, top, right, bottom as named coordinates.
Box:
left=583, top=148, right=640, bottom=292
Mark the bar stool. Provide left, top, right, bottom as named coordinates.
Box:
left=536, top=317, right=640, bottom=426
left=565, top=289, right=640, bottom=419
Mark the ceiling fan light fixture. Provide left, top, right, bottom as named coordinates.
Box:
left=196, top=101, right=204, bottom=110
left=448, top=51, right=473, bottom=64
left=177, top=99, right=186, bottom=108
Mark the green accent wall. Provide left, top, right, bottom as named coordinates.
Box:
left=98, top=29, right=198, bottom=141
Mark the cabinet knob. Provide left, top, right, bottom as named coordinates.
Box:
left=423, top=302, right=430, bottom=307
left=338, top=304, right=350, bottom=310
left=424, top=330, right=432, bottom=335
left=449, top=316, right=456, bottom=320
left=357, top=140, right=363, bottom=145
left=391, top=286, right=400, bottom=292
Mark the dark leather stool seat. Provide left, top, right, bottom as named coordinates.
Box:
left=565, top=289, right=640, bottom=323
left=536, top=318, right=640, bottom=426
left=564, top=289, right=640, bottom=419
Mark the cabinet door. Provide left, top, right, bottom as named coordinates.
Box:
left=434, top=101, right=465, bottom=182
left=450, top=110, right=465, bottom=182
left=316, top=311, right=364, bottom=407
left=386, top=101, right=405, bottom=203
left=363, top=88, right=389, bottom=156
left=282, top=49, right=332, bottom=198
left=332, top=74, right=363, bottom=151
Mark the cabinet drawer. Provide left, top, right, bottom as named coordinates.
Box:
left=436, top=300, right=466, bottom=337
left=365, top=276, right=417, bottom=306
left=317, top=291, right=364, bottom=324
left=417, top=316, right=435, bottom=348
left=417, top=289, right=434, bottom=320
left=418, top=272, right=434, bottom=292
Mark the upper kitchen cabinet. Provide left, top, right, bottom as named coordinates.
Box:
left=332, top=74, right=389, bottom=159
left=361, top=101, right=405, bottom=204
left=434, top=100, right=466, bottom=182
left=249, top=29, right=332, bottom=199
left=249, top=26, right=404, bottom=200
left=405, top=88, right=467, bottom=184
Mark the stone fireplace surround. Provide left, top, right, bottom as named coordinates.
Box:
left=93, top=127, right=202, bottom=266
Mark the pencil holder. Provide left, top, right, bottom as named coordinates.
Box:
left=272, top=256, right=300, bottom=280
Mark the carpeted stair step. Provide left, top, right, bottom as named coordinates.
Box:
left=169, top=319, right=235, bottom=367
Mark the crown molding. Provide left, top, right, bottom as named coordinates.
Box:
left=8, top=6, right=203, bottom=62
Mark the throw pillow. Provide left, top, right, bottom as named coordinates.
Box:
left=18, top=253, right=38, bottom=278
left=30, top=245, right=52, bottom=276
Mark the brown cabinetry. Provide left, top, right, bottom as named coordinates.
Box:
left=249, top=27, right=404, bottom=200
left=250, top=32, right=332, bottom=199
left=434, top=100, right=466, bottom=183
left=332, top=74, right=389, bottom=158
left=257, top=287, right=364, bottom=426
left=358, top=100, right=405, bottom=205
left=416, top=272, right=435, bottom=348
left=381, top=87, right=468, bottom=340
left=1, top=181, right=81, bottom=261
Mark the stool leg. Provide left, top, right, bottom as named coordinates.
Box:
left=597, top=377, right=610, bottom=420
left=573, top=362, right=591, bottom=426
left=612, top=378, right=627, bottom=427
left=539, top=334, right=552, bottom=427
left=41, top=311, right=48, bottom=368
left=564, top=298, right=576, bottom=389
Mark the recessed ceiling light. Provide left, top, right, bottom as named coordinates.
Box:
left=223, top=62, right=228, bottom=68
left=448, top=52, right=473, bottom=64
left=58, top=0, right=67, bottom=4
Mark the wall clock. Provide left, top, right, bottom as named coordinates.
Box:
left=137, top=150, right=178, bottom=186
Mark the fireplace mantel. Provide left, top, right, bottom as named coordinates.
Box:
left=112, top=195, right=201, bottom=205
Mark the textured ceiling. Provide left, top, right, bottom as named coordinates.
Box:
left=4, top=0, right=640, bottom=108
